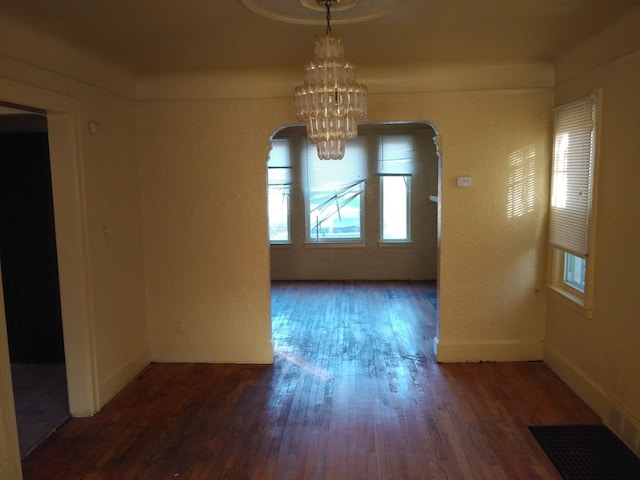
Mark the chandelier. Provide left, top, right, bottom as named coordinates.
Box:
left=294, top=0, right=367, bottom=160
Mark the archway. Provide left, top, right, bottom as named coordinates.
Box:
left=266, top=121, right=441, bottom=355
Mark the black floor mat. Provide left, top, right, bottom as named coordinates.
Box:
left=529, top=425, right=640, bottom=480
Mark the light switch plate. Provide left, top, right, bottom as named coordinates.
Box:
left=456, top=176, right=472, bottom=187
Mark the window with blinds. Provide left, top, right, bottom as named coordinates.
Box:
left=549, top=94, right=597, bottom=298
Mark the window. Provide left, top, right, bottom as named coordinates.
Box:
left=267, top=139, right=291, bottom=243
left=379, top=135, right=413, bottom=241
left=549, top=95, right=597, bottom=304
left=304, top=137, right=366, bottom=243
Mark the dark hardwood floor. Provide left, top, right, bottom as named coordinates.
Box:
left=21, top=281, right=599, bottom=479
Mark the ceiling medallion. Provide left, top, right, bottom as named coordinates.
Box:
left=241, top=0, right=407, bottom=25
left=298, top=0, right=360, bottom=13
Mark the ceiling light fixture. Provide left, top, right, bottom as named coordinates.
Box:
left=294, top=0, right=367, bottom=160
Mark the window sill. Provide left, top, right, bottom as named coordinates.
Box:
left=378, top=241, right=412, bottom=248
left=270, top=243, right=292, bottom=248
left=546, top=285, right=593, bottom=319
left=305, top=242, right=366, bottom=249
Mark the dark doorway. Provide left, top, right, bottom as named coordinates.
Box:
left=0, top=114, right=69, bottom=456
left=0, top=119, right=65, bottom=363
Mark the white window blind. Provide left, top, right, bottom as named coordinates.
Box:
left=550, top=96, right=596, bottom=257
left=378, top=135, right=414, bottom=175
left=304, top=138, right=366, bottom=191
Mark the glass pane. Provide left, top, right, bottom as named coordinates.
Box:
left=268, top=185, right=290, bottom=242
left=381, top=176, right=409, bottom=241
left=564, top=252, right=586, bottom=293
left=308, top=184, right=362, bottom=241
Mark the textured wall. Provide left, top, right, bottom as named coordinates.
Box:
left=78, top=89, right=150, bottom=404
left=137, top=99, right=283, bottom=363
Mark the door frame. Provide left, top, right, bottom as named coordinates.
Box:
left=0, top=80, right=98, bottom=422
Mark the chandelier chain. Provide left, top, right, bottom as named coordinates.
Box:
left=325, top=1, right=332, bottom=34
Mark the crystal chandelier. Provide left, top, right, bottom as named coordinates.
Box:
left=294, top=0, right=367, bottom=160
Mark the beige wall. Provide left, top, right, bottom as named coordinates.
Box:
left=270, top=124, right=439, bottom=281
left=378, top=89, right=551, bottom=362
left=545, top=9, right=640, bottom=455
left=137, top=98, right=277, bottom=363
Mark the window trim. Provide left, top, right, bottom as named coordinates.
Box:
left=304, top=241, right=366, bottom=249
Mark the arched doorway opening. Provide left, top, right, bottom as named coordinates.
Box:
left=266, top=121, right=441, bottom=358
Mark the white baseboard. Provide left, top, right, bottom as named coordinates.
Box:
left=544, top=343, right=640, bottom=456
left=543, top=343, right=609, bottom=417
left=97, top=347, right=150, bottom=412
left=436, top=340, right=543, bottom=363
left=150, top=340, right=274, bottom=364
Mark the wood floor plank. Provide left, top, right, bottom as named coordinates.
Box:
left=21, top=281, right=599, bottom=479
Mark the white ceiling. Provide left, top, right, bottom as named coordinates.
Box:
left=0, top=0, right=638, bottom=76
